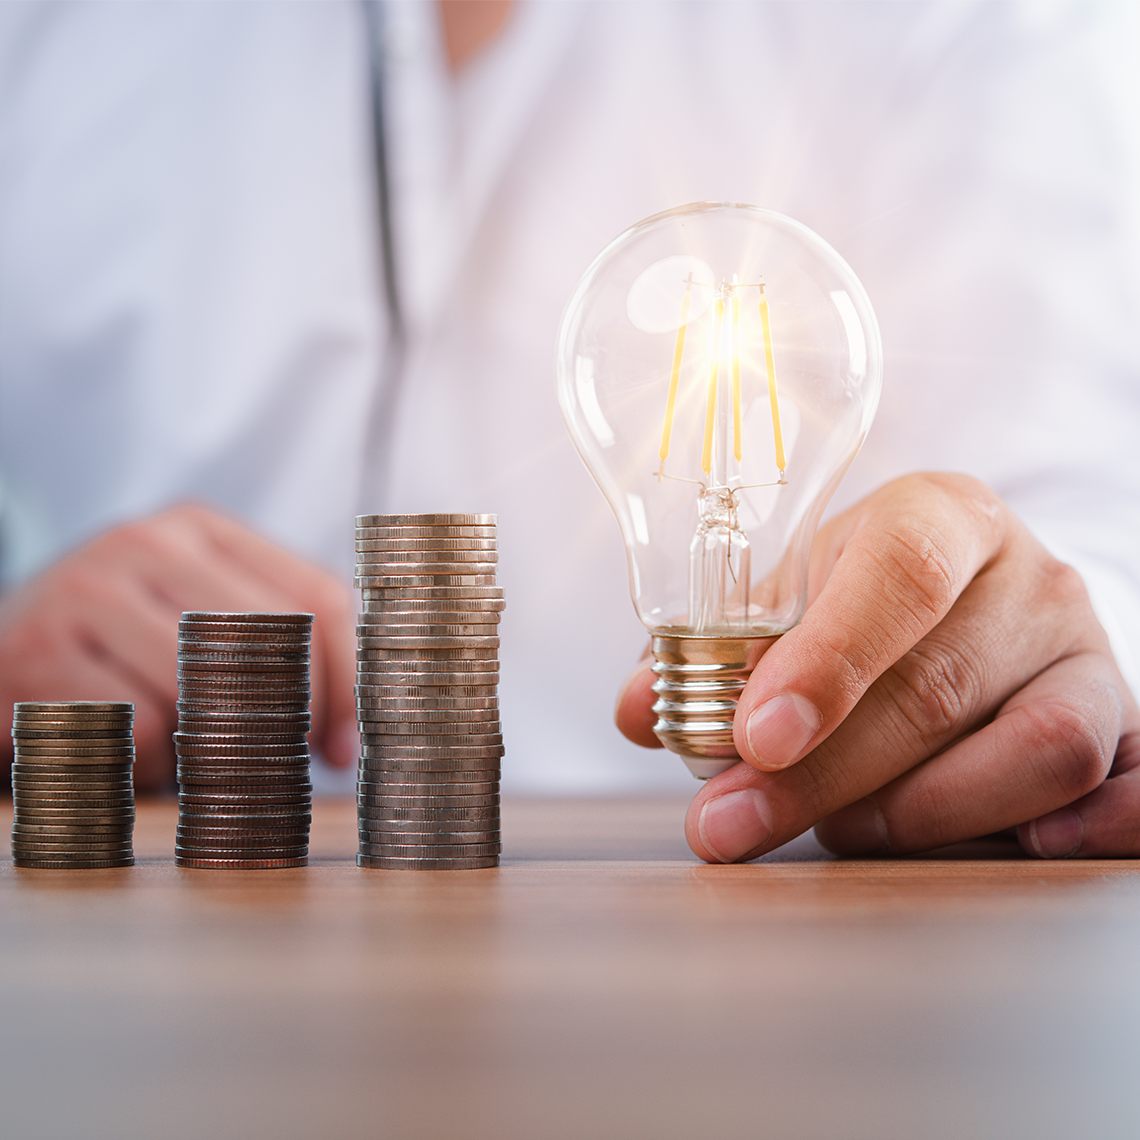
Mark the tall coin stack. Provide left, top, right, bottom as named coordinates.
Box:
left=175, top=612, right=313, bottom=869
left=11, top=702, right=135, bottom=869
left=355, top=513, right=504, bottom=869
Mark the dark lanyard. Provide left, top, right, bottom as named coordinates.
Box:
left=359, top=0, right=406, bottom=499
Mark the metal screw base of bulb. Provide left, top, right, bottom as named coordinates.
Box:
left=651, top=634, right=777, bottom=780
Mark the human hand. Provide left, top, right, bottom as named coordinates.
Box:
left=0, top=505, right=358, bottom=791
left=616, top=473, right=1140, bottom=861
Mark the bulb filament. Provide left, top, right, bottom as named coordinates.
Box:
left=653, top=273, right=788, bottom=634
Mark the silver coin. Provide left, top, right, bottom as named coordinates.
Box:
left=174, top=746, right=309, bottom=760
left=176, top=719, right=310, bottom=735
left=11, top=834, right=135, bottom=852
left=13, top=729, right=133, bottom=742
left=178, top=628, right=311, bottom=641
left=361, top=726, right=503, bottom=741
left=358, top=811, right=498, bottom=828
left=355, top=688, right=498, bottom=704
left=178, top=794, right=312, bottom=808
left=356, top=803, right=499, bottom=820
left=13, top=816, right=134, bottom=828
left=14, top=791, right=135, bottom=806
left=177, top=818, right=310, bottom=832
left=357, top=648, right=497, bottom=663
left=181, top=611, right=313, bottom=623
left=14, top=799, right=135, bottom=813
left=175, top=834, right=309, bottom=850
left=360, top=830, right=501, bottom=847
left=359, top=585, right=503, bottom=601
left=355, top=526, right=497, bottom=541
left=356, top=854, right=497, bottom=870
left=355, top=563, right=498, bottom=579
left=13, top=755, right=135, bottom=770
left=173, top=737, right=309, bottom=752
left=354, top=550, right=498, bottom=565
left=177, top=766, right=310, bottom=781
left=355, top=536, right=497, bottom=551
left=12, top=769, right=134, bottom=781
left=353, top=575, right=497, bottom=589
left=178, top=805, right=311, bottom=819
left=357, top=707, right=500, bottom=722
left=12, top=709, right=132, bottom=720
left=358, top=842, right=501, bottom=859
left=12, top=823, right=134, bottom=837
left=358, top=604, right=504, bottom=619
left=177, top=653, right=310, bottom=668
left=175, top=686, right=312, bottom=699
left=359, top=746, right=503, bottom=761
left=176, top=715, right=310, bottom=729
left=177, top=666, right=310, bottom=679
left=13, top=769, right=133, bottom=782
left=357, top=794, right=499, bottom=810
left=356, top=622, right=500, bottom=639
left=356, top=513, right=495, bottom=527
left=176, top=675, right=311, bottom=688
left=13, top=857, right=134, bottom=869
left=359, top=791, right=499, bottom=806
left=356, top=695, right=498, bottom=711
left=15, top=701, right=134, bottom=715
left=176, top=725, right=309, bottom=738
left=177, top=644, right=311, bottom=659
left=358, top=772, right=499, bottom=789
left=359, top=754, right=501, bottom=771
left=175, top=847, right=308, bottom=862
left=356, top=661, right=499, bottom=677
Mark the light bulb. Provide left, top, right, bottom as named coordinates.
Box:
left=557, top=202, right=882, bottom=778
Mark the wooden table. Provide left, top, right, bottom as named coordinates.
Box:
left=2, top=796, right=1139, bottom=1140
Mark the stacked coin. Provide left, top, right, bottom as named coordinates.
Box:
left=175, top=612, right=313, bottom=869
left=11, top=702, right=135, bottom=869
left=355, top=513, right=504, bottom=869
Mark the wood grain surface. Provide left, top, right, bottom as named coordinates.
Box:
left=2, top=796, right=1139, bottom=1140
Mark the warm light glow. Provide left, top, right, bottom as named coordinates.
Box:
left=658, top=280, right=692, bottom=465
left=701, top=299, right=725, bottom=476
left=731, top=291, right=742, bottom=462
left=758, top=289, right=786, bottom=474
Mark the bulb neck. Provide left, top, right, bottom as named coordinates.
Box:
left=650, top=634, right=778, bottom=779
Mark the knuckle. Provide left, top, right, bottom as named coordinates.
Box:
left=877, top=521, right=959, bottom=624
left=886, top=637, right=983, bottom=745
left=1038, top=557, right=1090, bottom=616
left=1017, top=697, right=1114, bottom=801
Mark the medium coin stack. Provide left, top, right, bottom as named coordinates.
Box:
left=11, top=702, right=136, bottom=869
left=355, top=512, right=504, bottom=869
left=175, top=612, right=313, bottom=869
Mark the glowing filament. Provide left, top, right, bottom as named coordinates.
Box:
left=758, top=290, right=786, bottom=473
left=658, top=282, right=692, bottom=465
left=701, top=299, right=725, bottom=475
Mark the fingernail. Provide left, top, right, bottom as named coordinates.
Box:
left=325, top=720, right=360, bottom=769
left=820, top=797, right=889, bottom=854
left=698, top=789, right=774, bottom=863
left=1029, top=808, right=1083, bottom=859
left=744, top=693, right=821, bottom=770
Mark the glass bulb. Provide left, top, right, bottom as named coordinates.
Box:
left=557, top=202, right=882, bottom=778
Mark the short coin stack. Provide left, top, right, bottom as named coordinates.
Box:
left=355, top=513, right=504, bottom=869
left=175, top=612, right=313, bottom=869
left=11, top=702, right=136, bottom=869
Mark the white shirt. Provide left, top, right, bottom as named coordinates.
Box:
left=1, top=1, right=1138, bottom=792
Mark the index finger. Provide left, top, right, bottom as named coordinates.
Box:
left=733, top=473, right=1008, bottom=771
